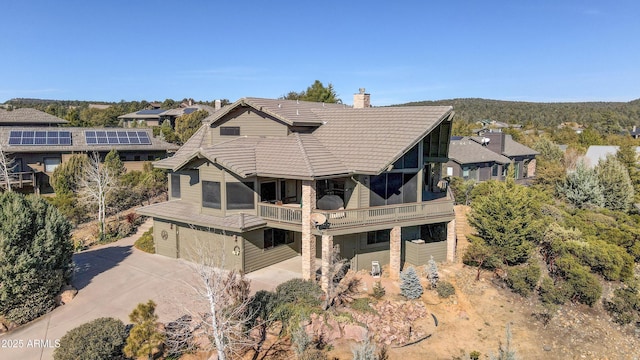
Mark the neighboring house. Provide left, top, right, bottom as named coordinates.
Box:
left=0, top=127, right=178, bottom=193
left=118, top=103, right=218, bottom=128
left=137, top=93, right=456, bottom=288
left=583, top=145, right=640, bottom=168
left=446, top=131, right=538, bottom=182
left=0, top=108, right=68, bottom=127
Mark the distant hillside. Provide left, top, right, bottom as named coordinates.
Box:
left=399, top=98, right=640, bottom=128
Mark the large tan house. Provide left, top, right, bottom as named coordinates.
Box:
left=137, top=93, right=456, bottom=289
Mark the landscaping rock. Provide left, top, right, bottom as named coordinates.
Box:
left=343, top=324, right=368, bottom=342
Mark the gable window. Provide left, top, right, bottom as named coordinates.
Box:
left=202, top=181, right=221, bottom=209
left=171, top=174, right=181, bottom=199
left=264, top=228, right=294, bottom=249
left=367, top=229, right=391, bottom=245
left=220, top=126, right=240, bottom=136
left=227, top=181, right=255, bottom=210
left=392, top=144, right=419, bottom=169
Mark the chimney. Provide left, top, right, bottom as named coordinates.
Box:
left=483, top=131, right=506, bottom=154
left=353, top=88, right=370, bottom=108
left=188, top=99, right=193, bottom=106
left=214, top=99, right=221, bottom=111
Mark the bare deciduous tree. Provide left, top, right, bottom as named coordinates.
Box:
left=79, top=152, right=118, bottom=240
left=181, top=240, right=256, bottom=360
left=0, top=141, right=16, bottom=192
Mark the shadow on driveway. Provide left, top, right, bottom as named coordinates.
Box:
left=72, top=245, right=133, bottom=290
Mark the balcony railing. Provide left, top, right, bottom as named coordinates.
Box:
left=257, top=192, right=454, bottom=231
left=0, top=171, right=36, bottom=189
left=258, top=203, right=303, bottom=225
left=312, top=199, right=454, bottom=230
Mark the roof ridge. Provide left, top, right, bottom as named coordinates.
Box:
left=293, top=133, right=315, bottom=176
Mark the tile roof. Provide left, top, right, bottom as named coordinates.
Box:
left=156, top=97, right=454, bottom=178
left=448, top=137, right=511, bottom=165
left=136, top=200, right=266, bottom=231
left=0, top=127, right=179, bottom=153
left=502, top=135, right=539, bottom=157
left=0, top=108, right=68, bottom=125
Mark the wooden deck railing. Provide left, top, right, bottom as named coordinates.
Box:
left=258, top=203, right=303, bottom=225
left=0, top=171, right=36, bottom=189
left=312, top=199, right=454, bottom=230
left=257, top=191, right=454, bottom=230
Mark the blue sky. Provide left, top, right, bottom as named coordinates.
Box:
left=1, top=1, right=639, bottom=106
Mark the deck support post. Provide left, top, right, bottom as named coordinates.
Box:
left=301, top=180, right=317, bottom=281
left=390, top=226, right=401, bottom=280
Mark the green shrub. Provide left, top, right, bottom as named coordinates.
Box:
left=604, top=282, right=640, bottom=325
left=372, top=281, right=386, bottom=299
left=555, top=256, right=602, bottom=306
left=400, top=267, right=423, bottom=300
left=436, top=281, right=456, bottom=298
left=0, top=192, right=73, bottom=325
left=271, top=279, right=323, bottom=334
left=135, top=227, right=155, bottom=253
left=538, top=276, right=569, bottom=305
left=351, top=298, right=376, bottom=314
left=505, top=263, right=540, bottom=297
left=54, top=317, right=128, bottom=360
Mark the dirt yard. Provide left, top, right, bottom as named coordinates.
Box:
left=324, top=205, right=640, bottom=360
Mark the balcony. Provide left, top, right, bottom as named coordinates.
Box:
left=257, top=192, right=454, bottom=235
left=0, top=171, right=36, bottom=189
left=258, top=202, right=303, bottom=225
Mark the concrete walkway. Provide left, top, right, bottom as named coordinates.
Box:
left=0, top=219, right=305, bottom=360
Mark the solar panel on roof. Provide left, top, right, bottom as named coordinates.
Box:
left=183, top=108, right=197, bottom=114
left=84, top=130, right=152, bottom=145
left=8, top=130, right=72, bottom=146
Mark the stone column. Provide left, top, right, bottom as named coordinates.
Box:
left=447, top=219, right=456, bottom=262
left=389, top=226, right=401, bottom=280
left=301, top=180, right=317, bottom=281
left=321, top=234, right=334, bottom=292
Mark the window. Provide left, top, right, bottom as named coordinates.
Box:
left=367, top=229, right=391, bottom=245
left=44, top=157, right=61, bottom=173
left=369, top=172, right=418, bottom=206
left=492, top=164, right=499, bottom=177
left=392, top=144, right=419, bottom=169
left=446, top=167, right=453, bottom=177
left=202, top=181, right=221, bottom=209
left=523, top=160, right=529, bottom=178
left=462, top=167, right=470, bottom=180
left=134, top=155, right=141, bottom=161
left=264, top=228, right=294, bottom=249
left=148, top=155, right=155, bottom=161
left=220, top=126, right=240, bottom=136
left=171, top=174, right=181, bottom=199
left=227, top=181, right=255, bottom=210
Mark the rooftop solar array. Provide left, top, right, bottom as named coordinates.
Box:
left=183, top=108, right=197, bottom=115
left=8, top=130, right=72, bottom=145
left=85, top=130, right=152, bottom=145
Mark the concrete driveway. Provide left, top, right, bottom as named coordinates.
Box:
left=1, top=220, right=304, bottom=360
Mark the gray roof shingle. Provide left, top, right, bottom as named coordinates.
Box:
left=448, top=137, right=511, bottom=165
left=0, top=108, right=68, bottom=125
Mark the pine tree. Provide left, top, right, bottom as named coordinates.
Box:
left=426, top=255, right=439, bottom=289
left=124, top=300, right=165, bottom=359
left=557, top=161, right=604, bottom=209
left=596, top=154, right=634, bottom=211
left=469, top=167, right=541, bottom=265
left=0, top=192, right=73, bottom=324
left=399, top=267, right=423, bottom=300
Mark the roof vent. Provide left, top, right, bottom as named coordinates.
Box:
left=296, top=109, right=299, bottom=115
left=278, top=103, right=281, bottom=108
